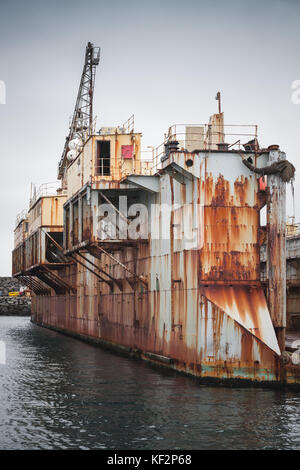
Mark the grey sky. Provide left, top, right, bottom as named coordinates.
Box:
left=0, top=0, right=299, bottom=275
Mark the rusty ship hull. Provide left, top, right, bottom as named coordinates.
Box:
left=12, top=43, right=300, bottom=389
left=14, top=143, right=300, bottom=388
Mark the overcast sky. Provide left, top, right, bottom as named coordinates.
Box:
left=0, top=0, right=299, bottom=275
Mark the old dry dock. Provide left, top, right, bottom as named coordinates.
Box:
left=11, top=42, right=300, bottom=388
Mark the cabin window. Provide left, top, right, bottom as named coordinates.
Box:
left=96, top=141, right=111, bottom=176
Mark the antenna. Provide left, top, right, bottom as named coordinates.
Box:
left=215, top=91, right=221, bottom=114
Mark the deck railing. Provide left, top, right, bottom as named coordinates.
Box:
left=29, top=181, right=61, bottom=208
left=150, top=123, right=258, bottom=174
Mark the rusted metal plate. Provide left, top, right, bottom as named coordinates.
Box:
left=266, top=150, right=287, bottom=351
left=200, top=285, right=280, bottom=355
left=200, top=206, right=260, bottom=281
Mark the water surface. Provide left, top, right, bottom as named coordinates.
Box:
left=0, top=316, right=299, bottom=450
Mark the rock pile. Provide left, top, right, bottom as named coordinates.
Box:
left=0, top=296, right=31, bottom=315
left=0, top=277, right=31, bottom=315
left=0, top=276, right=24, bottom=296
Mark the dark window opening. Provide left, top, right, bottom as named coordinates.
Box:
left=96, top=141, right=111, bottom=176
left=82, top=194, right=91, bottom=241
left=65, top=207, right=70, bottom=249
left=72, top=202, right=79, bottom=246
left=46, top=232, right=65, bottom=263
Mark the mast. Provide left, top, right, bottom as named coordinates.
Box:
left=58, top=42, right=100, bottom=180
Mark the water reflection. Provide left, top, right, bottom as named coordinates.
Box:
left=0, top=316, right=299, bottom=450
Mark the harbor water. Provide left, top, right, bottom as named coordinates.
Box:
left=0, top=316, right=299, bottom=450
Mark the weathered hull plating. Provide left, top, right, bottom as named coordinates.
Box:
left=30, top=285, right=299, bottom=387
left=27, top=149, right=300, bottom=388
left=31, top=287, right=281, bottom=385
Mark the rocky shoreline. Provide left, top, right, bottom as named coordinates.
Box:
left=0, top=277, right=31, bottom=316
left=0, top=296, right=31, bottom=315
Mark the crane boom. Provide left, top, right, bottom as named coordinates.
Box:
left=58, top=42, right=100, bottom=180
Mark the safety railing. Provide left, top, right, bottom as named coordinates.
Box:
left=15, top=210, right=28, bottom=228
left=94, top=157, right=153, bottom=179
left=122, top=114, right=135, bottom=134
left=30, top=181, right=61, bottom=208
left=287, top=223, right=300, bottom=239
left=166, top=123, right=257, bottom=145
left=150, top=123, right=258, bottom=174
left=63, top=122, right=260, bottom=180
